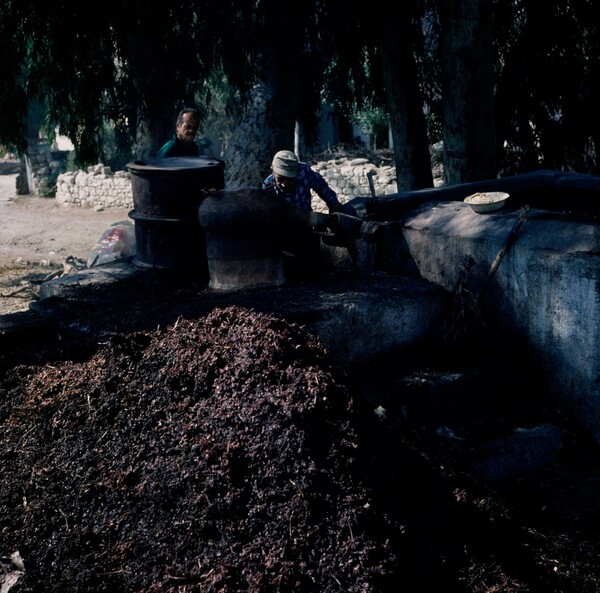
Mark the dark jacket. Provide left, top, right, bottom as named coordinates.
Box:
left=156, top=137, right=200, bottom=158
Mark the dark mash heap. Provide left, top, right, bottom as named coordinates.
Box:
left=1, top=305, right=600, bottom=592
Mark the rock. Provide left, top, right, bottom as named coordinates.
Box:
left=472, top=423, right=564, bottom=482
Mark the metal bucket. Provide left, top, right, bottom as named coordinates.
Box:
left=198, top=188, right=286, bottom=290
left=127, top=156, right=224, bottom=271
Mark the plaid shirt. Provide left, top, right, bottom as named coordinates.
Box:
left=262, top=162, right=338, bottom=211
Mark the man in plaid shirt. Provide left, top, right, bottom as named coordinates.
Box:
left=262, top=150, right=343, bottom=214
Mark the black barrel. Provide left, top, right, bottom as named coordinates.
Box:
left=198, top=188, right=286, bottom=290
left=127, top=156, right=225, bottom=271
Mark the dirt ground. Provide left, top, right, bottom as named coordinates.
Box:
left=2, top=162, right=600, bottom=592
left=0, top=164, right=132, bottom=315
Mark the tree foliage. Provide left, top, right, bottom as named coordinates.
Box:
left=0, top=0, right=258, bottom=164
left=494, top=0, right=600, bottom=175
left=2, top=0, right=600, bottom=181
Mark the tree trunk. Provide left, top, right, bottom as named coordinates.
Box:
left=223, top=3, right=302, bottom=188
left=494, top=0, right=549, bottom=174
left=375, top=0, right=433, bottom=191
left=441, top=0, right=496, bottom=184
left=18, top=98, right=46, bottom=195
left=135, top=99, right=177, bottom=160
left=221, top=82, right=282, bottom=189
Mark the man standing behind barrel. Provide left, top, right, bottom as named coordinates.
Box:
left=156, top=108, right=201, bottom=158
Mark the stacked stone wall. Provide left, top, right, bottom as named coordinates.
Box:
left=311, top=157, right=397, bottom=212
left=16, top=144, right=70, bottom=197
left=54, top=157, right=399, bottom=211
left=56, top=164, right=133, bottom=209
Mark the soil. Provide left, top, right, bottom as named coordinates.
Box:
left=2, top=164, right=600, bottom=592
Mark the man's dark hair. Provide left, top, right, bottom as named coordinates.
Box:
left=176, top=107, right=200, bottom=124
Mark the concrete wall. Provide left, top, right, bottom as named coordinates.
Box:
left=387, top=200, right=600, bottom=442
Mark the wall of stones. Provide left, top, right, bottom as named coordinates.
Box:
left=311, top=157, right=397, bottom=212
left=55, top=158, right=399, bottom=212
left=16, top=144, right=70, bottom=197
left=56, top=165, right=133, bottom=209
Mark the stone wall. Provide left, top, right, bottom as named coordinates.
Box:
left=56, top=165, right=134, bottom=209
left=17, top=144, right=70, bottom=197
left=311, top=157, right=397, bottom=212
left=55, top=158, right=399, bottom=212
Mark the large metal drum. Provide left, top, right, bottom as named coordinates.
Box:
left=127, top=156, right=225, bottom=272
left=198, top=188, right=286, bottom=290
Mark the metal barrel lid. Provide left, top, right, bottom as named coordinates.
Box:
left=127, top=156, right=224, bottom=173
